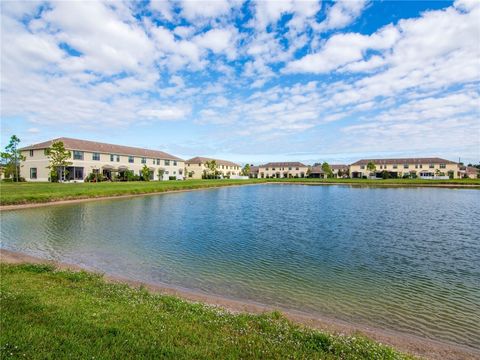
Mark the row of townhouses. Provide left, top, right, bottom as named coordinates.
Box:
left=17, top=137, right=477, bottom=182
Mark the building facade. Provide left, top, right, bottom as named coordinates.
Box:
left=256, top=162, right=308, bottom=178
left=20, top=137, right=185, bottom=182
left=350, top=158, right=459, bottom=179
left=185, top=157, right=241, bottom=179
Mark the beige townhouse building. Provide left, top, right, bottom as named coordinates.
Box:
left=256, top=162, right=308, bottom=178
left=310, top=164, right=349, bottom=178
left=349, top=158, right=459, bottom=179
left=185, top=157, right=241, bottom=179
left=20, top=137, right=185, bottom=182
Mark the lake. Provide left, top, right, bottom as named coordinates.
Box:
left=1, top=184, right=479, bottom=349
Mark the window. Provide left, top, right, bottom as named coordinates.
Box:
left=429, top=164, right=435, bottom=169
left=110, top=154, right=114, bottom=162
left=419, top=164, right=423, bottom=169
left=30, top=168, right=37, bottom=179
left=289, top=167, right=292, bottom=170
left=165, top=160, right=170, bottom=166
left=393, top=164, right=397, bottom=169
left=173, top=161, right=177, bottom=166
left=272, top=168, right=276, bottom=171
left=73, top=151, right=84, bottom=160
left=156, top=159, right=160, bottom=165
left=266, top=168, right=269, bottom=171
left=403, top=164, right=409, bottom=169
left=92, top=153, right=100, bottom=161
left=296, top=167, right=299, bottom=170
left=29, top=150, right=34, bottom=157
left=415, top=164, right=418, bottom=169
left=129, top=156, right=134, bottom=163
left=74, top=167, right=84, bottom=180
left=440, top=164, right=446, bottom=169
left=360, top=165, right=365, bottom=169
left=141, top=157, right=146, bottom=164
left=116, top=155, right=120, bottom=162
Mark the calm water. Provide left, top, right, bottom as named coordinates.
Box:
left=1, top=185, right=479, bottom=349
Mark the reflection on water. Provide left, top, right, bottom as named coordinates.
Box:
left=1, top=185, right=479, bottom=349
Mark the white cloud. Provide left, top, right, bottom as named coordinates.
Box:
left=138, top=107, right=190, bottom=121
left=180, top=0, right=232, bottom=20
left=194, top=28, right=238, bottom=59
left=315, top=0, right=368, bottom=31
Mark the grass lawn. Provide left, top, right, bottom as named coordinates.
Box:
left=1, top=178, right=479, bottom=205
left=0, top=263, right=413, bottom=359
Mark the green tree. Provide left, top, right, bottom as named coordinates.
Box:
left=205, top=160, right=218, bottom=178
left=1, top=135, right=26, bottom=182
left=141, top=165, right=151, bottom=181
left=46, top=141, right=72, bottom=182
left=366, top=161, right=376, bottom=177
left=321, top=162, right=333, bottom=178
left=242, top=164, right=251, bottom=176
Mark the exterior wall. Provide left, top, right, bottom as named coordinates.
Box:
left=185, top=162, right=241, bottom=179
left=20, top=149, right=184, bottom=182
left=258, top=165, right=308, bottom=178
left=349, top=162, right=459, bottom=179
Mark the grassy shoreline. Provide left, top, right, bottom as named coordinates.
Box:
left=0, top=262, right=413, bottom=359
left=1, top=178, right=479, bottom=206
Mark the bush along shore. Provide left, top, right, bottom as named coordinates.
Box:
left=1, top=178, right=479, bottom=206
left=0, top=263, right=414, bottom=360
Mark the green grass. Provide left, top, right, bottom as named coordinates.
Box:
left=0, top=263, right=414, bottom=359
left=1, top=178, right=478, bottom=205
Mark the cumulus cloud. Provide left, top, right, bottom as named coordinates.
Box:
left=0, top=0, right=478, bottom=162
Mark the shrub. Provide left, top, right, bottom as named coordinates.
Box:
left=168, top=176, right=176, bottom=180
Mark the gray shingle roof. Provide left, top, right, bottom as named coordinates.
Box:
left=20, top=137, right=183, bottom=161
left=351, top=158, right=456, bottom=166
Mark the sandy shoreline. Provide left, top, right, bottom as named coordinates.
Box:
left=1, top=248, right=478, bottom=360
left=1, top=181, right=478, bottom=211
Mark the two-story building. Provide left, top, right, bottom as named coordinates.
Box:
left=349, top=158, right=459, bottom=179
left=20, top=137, right=185, bottom=182
left=256, top=162, right=308, bottom=178
left=185, top=157, right=241, bottom=179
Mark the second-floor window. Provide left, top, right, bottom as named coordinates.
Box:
left=141, top=157, right=146, bottom=164
left=429, top=164, right=435, bottom=169
left=404, top=164, right=409, bottom=169
left=110, top=154, right=120, bottom=162
left=393, top=164, right=398, bottom=169
left=73, top=151, right=84, bottom=160
left=165, top=160, right=170, bottom=166
left=440, top=164, right=446, bottom=169
left=173, top=161, right=177, bottom=166
left=129, top=156, right=134, bottom=163
left=92, top=153, right=100, bottom=161
left=156, top=159, right=160, bottom=165
left=29, top=150, right=34, bottom=157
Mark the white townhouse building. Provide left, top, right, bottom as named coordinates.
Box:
left=20, top=137, right=185, bottom=182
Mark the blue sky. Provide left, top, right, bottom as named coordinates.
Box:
left=1, top=0, right=479, bottom=165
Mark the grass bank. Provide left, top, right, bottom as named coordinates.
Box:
left=1, top=178, right=478, bottom=206
left=0, top=263, right=412, bottom=359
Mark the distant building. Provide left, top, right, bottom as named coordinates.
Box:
left=309, top=164, right=348, bottom=178
left=459, top=166, right=479, bottom=179
left=20, top=137, right=184, bottom=182
left=185, top=157, right=241, bottom=179
left=255, top=162, right=308, bottom=178
left=248, top=166, right=259, bottom=178
left=349, top=158, right=459, bottom=179
left=309, top=166, right=326, bottom=178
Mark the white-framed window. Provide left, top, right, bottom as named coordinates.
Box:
left=165, top=160, right=170, bottom=166
left=73, top=151, right=84, bottom=160
left=129, top=156, right=134, bottom=163
left=92, top=153, right=100, bottom=161
left=30, top=167, right=37, bottom=179
left=141, top=157, right=146, bottom=164
left=29, top=150, right=34, bottom=157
